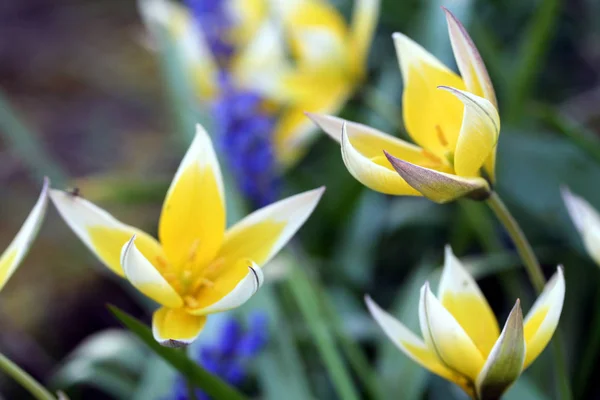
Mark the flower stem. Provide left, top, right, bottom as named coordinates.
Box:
left=0, top=352, right=55, bottom=400
left=485, top=192, right=545, bottom=292
left=485, top=192, right=572, bottom=400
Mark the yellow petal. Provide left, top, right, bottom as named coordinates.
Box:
left=476, top=300, right=525, bottom=400
left=340, top=124, right=421, bottom=196
left=561, top=187, right=600, bottom=266
left=159, top=124, right=226, bottom=273
left=152, top=307, right=207, bottom=347
left=348, top=0, right=380, bottom=76
left=121, top=235, right=183, bottom=308
left=228, top=0, right=268, bottom=46
left=139, top=0, right=218, bottom=99
left=385, top=152, right=490, bottom=203
left=365, top=295, right=461, bottom=383
left=393, top=32, right=466, bottom=157
left=444, top=8, right=497, bottom=108
left=0, top=178, right=49, bottom=291
left=440, top=87, right=500, bottom=178
left=218, top=187, right=325, bottom=267
left=49, top=189, right=164, bottom=277
left=187, top=259, right=264, bottom=315
left=523, top=267, right=565, bottom=369
left=438, top=246, right=500, bottom=358
left=419, top=282, right=486, bottom=381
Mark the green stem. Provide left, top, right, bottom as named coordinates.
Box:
left=574, top=289, right=600, bottom=398
left=0, top=352, right=55, bottom=400
left=485, top=192, right=546, bottom=292
left=485, top=192, right=572, bottom=400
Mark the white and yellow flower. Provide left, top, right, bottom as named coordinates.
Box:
left=0, top=178, right=49, bottom=291
left=309, top=9, right=499, bottom=203
left=366, top=246, right=565, bottom=399
left=138, top=0, right=380, bottom=167
left=50, top=125, right=324, bottom=346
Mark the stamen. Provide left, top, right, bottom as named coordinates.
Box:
left=435, top=125, right=448, bottom=147
left=184, top=296, right=200, bottom=308
left=421, top=149, right=442, bottom=165
left=155, top=256, right=169, bottom=271
left=187, top=239, right=201, bottom=262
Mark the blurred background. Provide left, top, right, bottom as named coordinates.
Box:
left=1, top=0, right=600, bottom=399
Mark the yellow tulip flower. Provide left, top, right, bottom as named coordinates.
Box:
left=309, top=9, right=500, bottom=203
left=139, top=0, right=380, bottom=167
left=0, top=178, right=49, bottom=291
left=50, top=125, right=324, bottom=346
left=366, top=246, right=565, bottom=399
left=562, top=187, right=600, bottom=266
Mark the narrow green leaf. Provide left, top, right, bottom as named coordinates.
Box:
left=108, top=305, right=247, bottom=400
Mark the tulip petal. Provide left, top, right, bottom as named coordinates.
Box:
left=218, top=187, right=325, bottom=267
left=440, top=87, right=500, bottom=179
left=365, top=295, right=460, bottom=383
left=523, top=267, right=565, bottom=368
left=340, top=124, right=421, bottom=195
left=438, top=245, right=500, bottom=357
left=307, top=113, right=441, bottom=166
left=348, top=0, right=380, bottom=75
left=139, top=0, right=218, bottom=98
left=384, top=152, right=490, bottom=203
left=121, top=236, right=183, bottom=308
left=444, top=8, right=497, bottom=108
left=186, top=259, right=264, bottom=315
left=476, top=300, right=525, bottom=400
left=159, top=124, right=226, bottom=274
left=50, top=189, right=164, bottom=277
left=419, top=282, right=486, bottom=381
left=561, top=187, right=600, bottom=266
left=0, top=178, right=49, bottom=290
left=393, top=32, right=466, bottom=157
left=152, top=307, right=207, bottom=347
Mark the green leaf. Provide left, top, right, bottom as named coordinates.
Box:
left=108, top=305, right=247, bottom=400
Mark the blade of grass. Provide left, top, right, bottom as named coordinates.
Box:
left=108, top=306, right=246, bottom=400
left=286, top=260, right=360, bottom=400
left=0, top=89, right=67, bottom=185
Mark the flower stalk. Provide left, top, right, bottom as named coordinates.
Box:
left=0, top=352, right=55, bottom=400
left=486, top=192, right=572, bottom=400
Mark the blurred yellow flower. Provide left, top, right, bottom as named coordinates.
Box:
left=0, top=178, right=49, bottom=291
left=139, top=0, right=380, bottom=167
left=50, top=125, right=324, bottom=346
left=366, top=246, right=565, bottom=399
left=309, top=9, right=500, bottom=203
left=562, top=187, right=600, bottom=266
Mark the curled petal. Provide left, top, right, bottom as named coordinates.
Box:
left=365, top=295, right=460, bottom=383
left=523, top=267, right=565, bottom=368
left=384, top=152, right=490, bottom=203
left=152, top=307, right=207, bottom=347
left=50, top=189, right=164, bottom=277
left=186, top=259, right=264, bottom=315
left=561, top=187, right=600, bottom=266
left=219, top=187, right=325, bottom=267
left=121, top=236, right=183, bottom=308
left=438, top=245, right=500, bottom=357
left=0, top=178, right=49, bottom=290
left=159, top=124, right=225, bottom=274
left=341, top=124, right=421, bottom=196
left=440, top=87, right=500, bottom=179
left=476, top=300, right=525, bottom=400
left=444, top=8, right=497, bottom=108
left=419, top=282, right=486, bottom=381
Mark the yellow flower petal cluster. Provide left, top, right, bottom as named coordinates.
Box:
left=50, top=125, right=323, bottom=346
left=310, top=9, right=499, bottom=203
